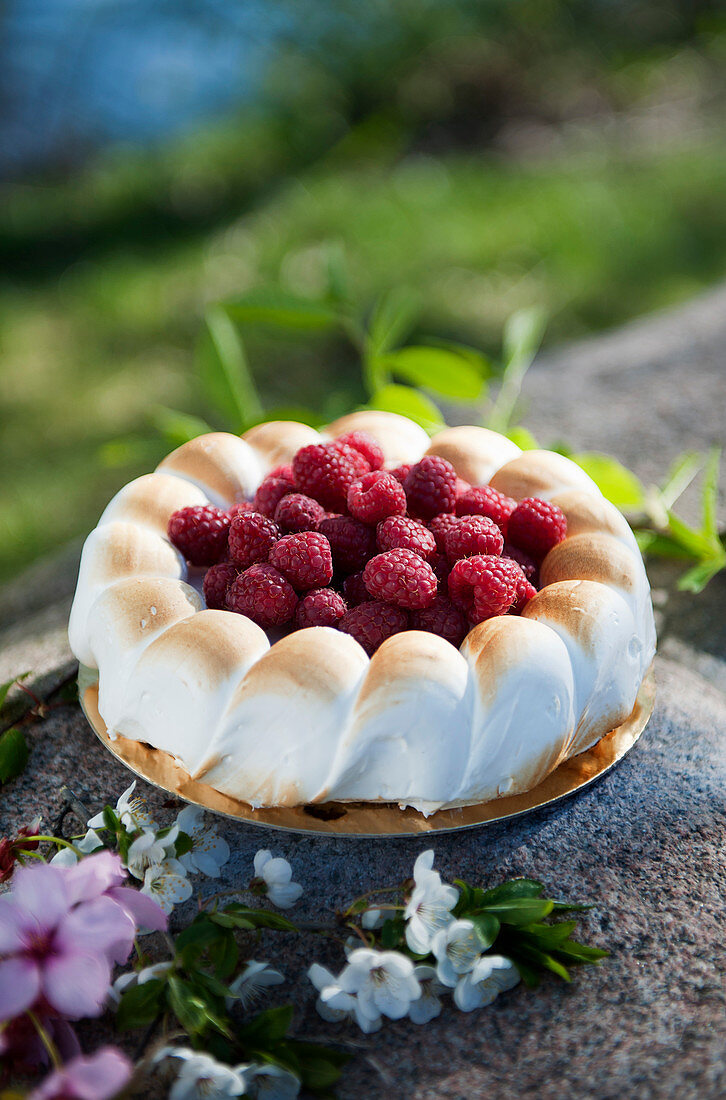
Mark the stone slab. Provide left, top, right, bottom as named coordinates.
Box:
left=0, top=656, right=724, bottom=1099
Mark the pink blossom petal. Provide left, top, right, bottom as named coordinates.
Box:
left=28, top=1046, right=133, bottom=1100
left=0, top=897, right=26, bottom=953
left=106, top=886, right=167, bottom=933
left=11, top=864, right=70, bottom=930
left=41, top=951, right=111, bottom=1018
left=56, top=897, right=136, bottom=968
left=0, top=954, right=41, bottom=1021
left=65, top=852, right=126, bottom=905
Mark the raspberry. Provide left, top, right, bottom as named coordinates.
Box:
left=226, top=564, right=297, bottom=627
left=455, top=476, right=471, bottom=500
left=389, top=463, right=412, bottom=485
left=269, top=464, right=294, bottom=481
left=168, top=505, right=230, bottom=567
left=253, top=475, right=296, bottom=518
left=363, top=549, right=438, bottom=610
left=338, top=600, right=408, bottom=656
left=376, top=516, right=436, bottom=559
left=269, top=531, right=333, bottom=591
left=343, top=571, right=369, bottom=607
left=404, top=455, right=457, bottom=519
left=455, top=485, right=516, bottom=534
left=274, top=492, right=325, bottom=533
left=347, top=471, right=406, bottom=524
left=444, top=515, right=504, bottom=565
left=511, top=576, right=538, bottom=614
left=448, top=555, right=522, bottom=623
left=293, top=443, right=360, bottom=510
left=319, top=515, right=376, bottom=573
left=332, top=440, right=371, bottom=476
left=411, top=594, right=469, bottom=647
left=203, top=562, right=239, bottom=610
left=504, top=543, right=539, bottom=585
left=295, top=588, right=347, bottom=629
left=228, top=500, right=254, bottom=519
left=429, top=513, right=461, bottom=553
left=335, top=430, right=384, bottom=471
left=228, top=512, right=279, bottom=570
left=507, top=498, right=567, bottom=560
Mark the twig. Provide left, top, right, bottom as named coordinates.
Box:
left=0, top=663, right=79, bottom=739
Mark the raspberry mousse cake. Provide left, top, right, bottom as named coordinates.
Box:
left=69, top=412, right=656, bottom=814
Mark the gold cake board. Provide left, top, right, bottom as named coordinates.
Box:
left=79, top=664, right=655, bottom=838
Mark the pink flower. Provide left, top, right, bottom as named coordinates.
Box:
left=28, top=1046, right=133, bottom=1100
left=0, top=855, right=166, bottom=1022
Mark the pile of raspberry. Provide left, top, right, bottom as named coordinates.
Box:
left=167, top=431, right=567, bottom=656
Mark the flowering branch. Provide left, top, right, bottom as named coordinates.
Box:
left=1, top=781, right=607, bottom=1099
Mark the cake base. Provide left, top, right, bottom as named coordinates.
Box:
left=78, top=664, right=655, bottom=837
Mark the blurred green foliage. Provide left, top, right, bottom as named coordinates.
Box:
left=1, top=0, right=725, bottom=583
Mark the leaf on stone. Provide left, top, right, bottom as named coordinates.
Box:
left=479, top=879, right=545, bottom=904
left=0, top=671, right=31, bottom=714
left=0, top=728, right=29, bottom=785
left=116, top=979, right=165, bottom=1030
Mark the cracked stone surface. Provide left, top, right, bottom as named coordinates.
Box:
left=1, top=287, right=725, bottom=1098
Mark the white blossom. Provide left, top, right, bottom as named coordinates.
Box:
left=338, top=948, right=421, bottom=1023
left=361, top=907, right=386, bottom=930
left=226, top=961, right=285, bottom=1010
left=160, top=1048, right=247, bottom=1100
left=108, top=961, right=173, bottom=1007
left=126, top=824, right=180, bottom=880
left=404, top=849, right=459, bottom=954
left=244, top=1063, right=300, bottom=1100
left=409, top=964, right=447, bottom=1024
left=88, top=780, right=157, bottom=834
left=49, top=828, right=103, bottom=867
left=453, top=954, right=521, bottom=1012
left=431, top=919, right=483, bottom=987
left=140, top=858, right=193, bottom=914
left=253, top=850, right=302, bottom=910
left=176, top=805, right=230, bottom=878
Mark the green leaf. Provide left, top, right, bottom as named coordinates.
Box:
left=239, top=1004, right=294, bottom=1046
left=224, top=290, right=341, bottom=332
left=506, top=426, right=539, bottom=450
left=700, top=448, right=721, bottom=543
left=0, top=671, right=30, bottom=713
left=633, top=530, right=694, bottom=560
left=175, top=917, right=223, bottom=961
left=677, top=555, right=726, bottom=593
left=469, top=913, right=500, bottom=949
left=102, top=806, right=120, bottom=833
left=0, top=728, right=29, bottom=785
left=380, top=345, right=485, bottom=401
left=479, top=880, right=544, bottom=905
left=210, top=911, right=254, bottom=931
left=509, top=956, right=541, bottom=988
left=379, top=918, right=405, bottom=949
left=480, top=898, right=554, bottom=926
left=487, top=307, right=547, bottom=433
left=519, top=946, right=572, bottom=982
left=366, top=288, right=420, bottom=361
left=168, top=976, right=214, bottom=1036
left=198, top=306, right=262, bottom=430
left=174, top=830, right=193, bottom=858
left=524, top=921, right=578, bottom=948
left=209, top=931, right=239, bottom=981
left=552, top=940, right=609, bottom=964
left=659, top=452, right=703, bottom=510
left=221, top=904, right=298, bottom=932
left=288, top=1041, right=349, bottom=1093
left=149, top=406, right=212, bottom=448
left=571, top=453, right=645, bottom=512
left=365, top=384, right=445, bottom=433
left=666, top=510, right=715, bottom=558
left=116, top=979, right=164, bottom=1030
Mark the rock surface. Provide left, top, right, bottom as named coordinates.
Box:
left=1, top=287, right=725, bottom=1098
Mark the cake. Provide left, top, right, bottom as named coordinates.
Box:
left=68, top=412, right=656, bottom=814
